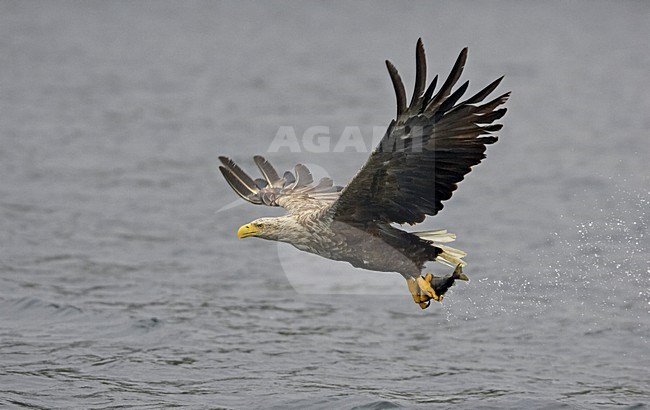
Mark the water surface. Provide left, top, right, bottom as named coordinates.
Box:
left=1, top=1, right=648, bottom=408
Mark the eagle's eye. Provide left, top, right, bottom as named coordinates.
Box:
left=256, top=223, right=264, bottom=229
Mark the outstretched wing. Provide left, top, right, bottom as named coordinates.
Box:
left=330, top=39, right=509, bottom=225
left=219, top=155, right=343, bottom=213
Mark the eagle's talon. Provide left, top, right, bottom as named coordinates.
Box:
left=407, top=275, right=443, bottom=309
left=417, top=275, right=439, bottom=301
left=407, top=278, right=421, bottom=303
left=424, top=273, right=446, bottom=302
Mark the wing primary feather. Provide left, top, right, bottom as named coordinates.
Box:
left=476, top=107, right=507, bottom=124
left=218, top=156, right=258, bottom=191
left=483, top=124, right=503, bottom=132
left=437, top=80, right=469, bottom=115
left=283, top=171, right=295, bottom=185
left=475, top=91, right=511, bottom=115
left=219, top=166, right=260, bottom=203
left=386, top=60, right=407, bottom=117
left=409, top=38, right=427, bottom=108
left=461, top=76, right=504, bottom=105
left=311, top=177, right=335, bottom=192
left=426, top=47, right=468, bottom=113
left=419, top=74, right=438, bottom=113
left=293, top=164, right=313, bottom=187
left=253, top=155, right=281, bottom=187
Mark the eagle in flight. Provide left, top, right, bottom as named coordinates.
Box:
left=219, top=39, right=509, bottom=309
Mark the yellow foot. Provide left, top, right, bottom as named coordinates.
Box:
left=406, top=278, right=428, bottom=308
left=406, top=274, right=441, bottom=309
left=417, top=274, right=442, bottom=302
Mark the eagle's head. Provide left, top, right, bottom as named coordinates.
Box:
left=237, top=216, right=294, bottom=241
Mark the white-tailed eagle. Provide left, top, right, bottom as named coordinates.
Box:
left=219, top=39, right=509, bottom=309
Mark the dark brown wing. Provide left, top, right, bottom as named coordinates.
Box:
left=330, top=39, right=509, bottom=225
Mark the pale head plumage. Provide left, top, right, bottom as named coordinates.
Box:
left=237, top=215, right=305, bottom=243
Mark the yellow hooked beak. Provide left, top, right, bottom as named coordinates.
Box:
left=237, top=223, right=259, bottom=239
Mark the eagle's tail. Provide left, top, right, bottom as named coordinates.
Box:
left=414, top=229, right=467, bottom=268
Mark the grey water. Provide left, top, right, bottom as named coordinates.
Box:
left=1, top=1, right=648, bottom=408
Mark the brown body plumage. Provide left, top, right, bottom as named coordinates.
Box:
left=220, top=39, right=509, bottom=308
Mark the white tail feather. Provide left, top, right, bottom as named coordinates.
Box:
left=414, top=229, right=467, bottom=268
left=414, top=229, right=456, bottom=242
